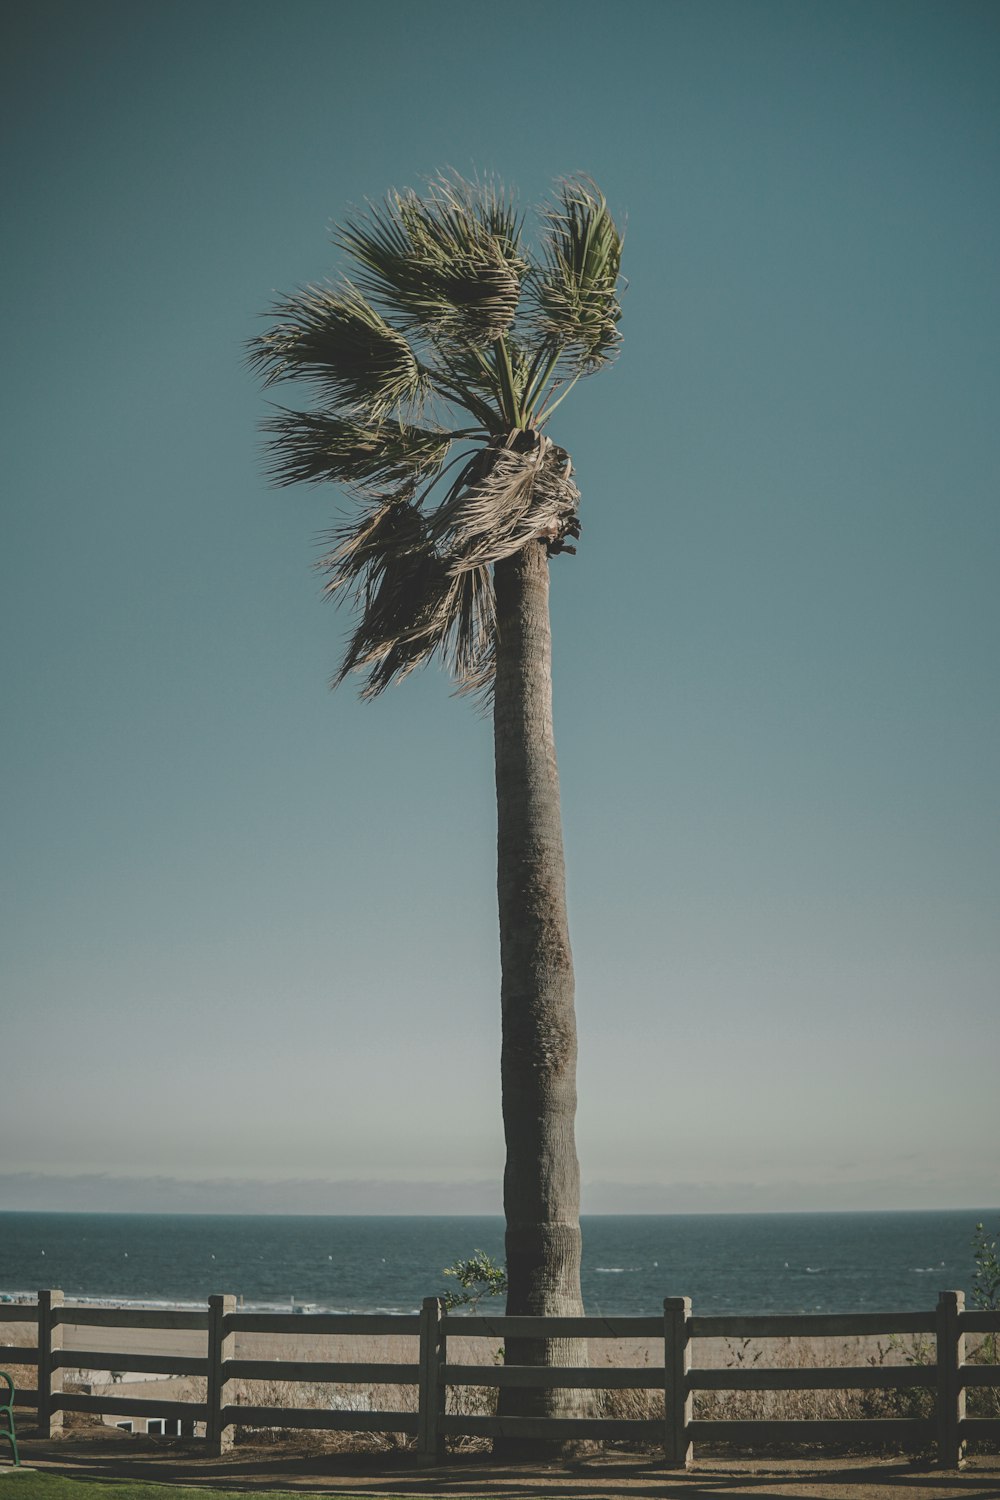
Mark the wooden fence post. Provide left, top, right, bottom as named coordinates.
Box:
left=936, top=1289, right=966, bottom=1468
left=417, top=1297, right=446, bottom=1466
left=663, top=1296, right=692, bottom=1468
left=207, top=1294, right=236, bottom=1455
left=37, top=1290, right=64, bottom=1438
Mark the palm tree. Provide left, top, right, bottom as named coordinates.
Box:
left=249, top=175, right=622, bottom=1442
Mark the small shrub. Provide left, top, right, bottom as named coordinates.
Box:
left=441, top=1251, right=507, bottom=1312
left=967, top=1222, right=1000, bottom=1425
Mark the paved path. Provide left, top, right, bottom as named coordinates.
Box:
left=11, top=1437, right=1000, bottom=1499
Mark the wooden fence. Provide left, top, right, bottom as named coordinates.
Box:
left=1, top=1290, right=997, bottom=1467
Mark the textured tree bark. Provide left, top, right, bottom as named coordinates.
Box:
left=492, top=539, right=590, bottom=1456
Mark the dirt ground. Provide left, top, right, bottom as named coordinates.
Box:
left=8, top=1433, right=1000, bottom=1500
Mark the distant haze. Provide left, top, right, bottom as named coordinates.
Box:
left=1, top=1173, right=994, bottom=1218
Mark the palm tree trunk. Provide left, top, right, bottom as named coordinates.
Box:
left=492, top=538, right=589, bottom=1454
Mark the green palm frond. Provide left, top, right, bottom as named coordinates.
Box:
left=248, top=284, right=427, bottom=421
left=337, top=176, right=528, bottom=347
left=263, top=410, right=451, bottom=489
left=527, top=177, right=623, bottom=374
left=429, top=343, right=505, bottom=432
left=431, top=337, right=537, bottom=436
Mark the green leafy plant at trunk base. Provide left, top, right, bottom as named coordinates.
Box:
left=441, top=1250, right=508, bottom=1311
left=440, top=1249, right=507, bottom=1415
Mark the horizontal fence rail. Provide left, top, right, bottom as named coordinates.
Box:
left=52, top=1307, right=210, bottom=1331
left=689, top=1311, right=938, bottom=1338
left=0, top=1289, right=995, bottom=1467
left=226, top=1312, right=420, bottom=1336
left=446, top=1314, right=662, bottom=1338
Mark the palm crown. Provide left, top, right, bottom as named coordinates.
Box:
left=248, top=175, right=623, bottom=698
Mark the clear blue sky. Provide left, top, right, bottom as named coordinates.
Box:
left=3, top=0, right=998, bottom=1216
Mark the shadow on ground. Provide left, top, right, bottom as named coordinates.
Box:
left=10, top=1436, right=1000, bottom=1500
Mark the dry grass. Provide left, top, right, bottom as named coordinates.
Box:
left=0, top=1362, right=36, bottom=1406
left=228, top=1333, right=503, bottom=1452
left=595, top=1333, right=997, bottom=1455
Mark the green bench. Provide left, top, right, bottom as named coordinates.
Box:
left=1, top=1372, right=19, bottom=1466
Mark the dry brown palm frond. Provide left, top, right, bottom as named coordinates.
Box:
left=317, top=495, right=427, bottom=597
left=430, top=430, right=581, bottom=573
left=321, top=500, right=496, bottom=699
left=439, top=563, right=496, bottom=699
left=312, top=430, right=577, bottom=698
left=346, top=558, right=496, bottom=700
left=334, top=540, right=446, bottom=693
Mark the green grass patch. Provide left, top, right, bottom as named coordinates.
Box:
left=0, top=1475, right=413, bottom=1500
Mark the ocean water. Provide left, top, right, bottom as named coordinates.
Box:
left=0, top=1209, right=994, bottom=1317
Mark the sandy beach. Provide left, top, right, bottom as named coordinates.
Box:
left=2, top=1315, right=937, bottom=1417
left=3, top=1315, right=924, bottom=1371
